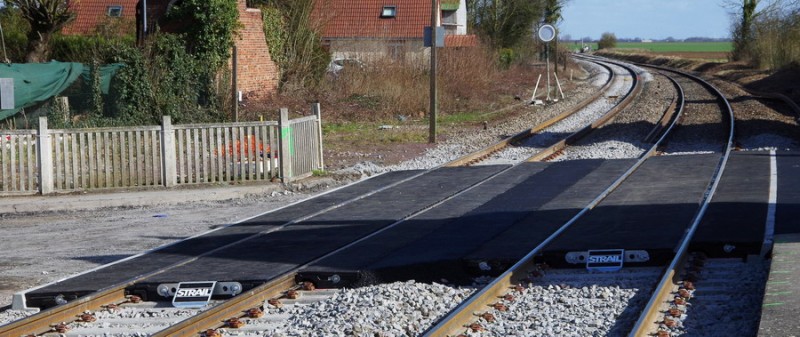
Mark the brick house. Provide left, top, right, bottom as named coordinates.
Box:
left=314, top=0, right=477, bottom=62
left=62, top=0, right=279, bottom=100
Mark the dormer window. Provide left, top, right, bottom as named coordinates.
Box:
left=107, top=5, right=123, bottom=17
left=380, top=6, right=397, bottom=18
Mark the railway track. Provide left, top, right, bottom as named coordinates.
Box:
left=421, top=60, right=737, bottom=337
left=451, top=57, right=640, bottom=166
left=2, top=57, right=746, bottom=337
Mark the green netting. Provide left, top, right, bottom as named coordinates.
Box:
left=441, top=0, right=460, bottom=10
left=0, top=62, right=122, bottom=121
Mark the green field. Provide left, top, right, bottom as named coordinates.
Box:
left=582, top=42, right=732, bottom=53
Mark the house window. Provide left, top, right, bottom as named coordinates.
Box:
left=107, top=5, right=123, bottom=17
left=381, top=6, right=397, bottom=18
left=441, top=10, right=457, bottom=25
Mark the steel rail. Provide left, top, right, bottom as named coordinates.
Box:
left=627, top=64, right=735, bottom=337
left=446, top=58, right=616, bottom=167
left=422, top=57, right=685, bottom=337
left=643, top=72, right=682, bottom=143
left=528, top=56, right=643, bottom=161
left=0, top=288, right=128, bottom=336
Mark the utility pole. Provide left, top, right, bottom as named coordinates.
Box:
left=429, top=0, right=438, bottom=143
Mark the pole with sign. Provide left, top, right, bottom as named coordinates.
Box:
left=429, top=0, right=438, bottom=143
left=538, top=24, right=556, bottom=102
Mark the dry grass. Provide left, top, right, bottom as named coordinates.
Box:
left=319, top=44, right=501, bottom=121
left=242, top=42, right=518, bottom=123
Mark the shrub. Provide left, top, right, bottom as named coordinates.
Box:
left=0, top=7, right=30, bottom=62
left=498, top=48, right=517, bottom=68
left=50, top=34, right=136, bottom=63
left=258, top=0, right=329, bottom=88
left=598, top=32, right=617, bottom=50
left=747, top=6, right=800, bottom=69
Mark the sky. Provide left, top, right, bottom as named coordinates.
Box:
left=559, top=0, right=735, bottom=40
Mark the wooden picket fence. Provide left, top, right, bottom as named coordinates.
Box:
left=0, top=106, right=324, bottom=195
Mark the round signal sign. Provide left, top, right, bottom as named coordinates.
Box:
left=538, top=24, right=556, bottom=42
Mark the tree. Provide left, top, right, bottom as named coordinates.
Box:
left=467, top=0, right=544, bottom=49
left=543, top=0, right=565, bottom=24
left=733, top=0, right=759, bottom=60
left=263, top=0, right=329, bottom=86
left=6, top=0, right=75, bottom=62
left=724, top=0, right=785, bottom=61
left=598, top=32, right=617, bottom=49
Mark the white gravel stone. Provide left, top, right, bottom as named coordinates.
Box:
left=464, top=268, right=661, bottom=337
left=255, top=281, right=474, bottom=336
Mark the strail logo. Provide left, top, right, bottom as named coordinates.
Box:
left=588, top=255, right=623, bottom=264
left=176, top=288, right=212, bottom=297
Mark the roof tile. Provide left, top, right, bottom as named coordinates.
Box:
left=316, top=0, right=434, bottom=39
left=62, top=0, right=139, bottom=35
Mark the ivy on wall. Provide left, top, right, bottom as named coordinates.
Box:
left=167, top=0, right=241, bottom=69
left=260, top=6, right=287, bottom=77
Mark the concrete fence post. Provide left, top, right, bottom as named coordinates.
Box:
left=312, top=103, right=324, bottom=171
left=161, top=115, right=177, bottom=187
left=37, top=117, right=54, bottom=194
left=278, top=108, right=292, bottom=182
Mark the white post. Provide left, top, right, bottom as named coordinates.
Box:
left=554, top=72, right=565, bottom=99
left=161, top=116, right=177, bottom=187
left=37, top=117, right=54, bottom=194
left=531, top=74, right=542, bottom=102
left=279, top=108, right=292, bottom=182
left=312, top=103, right=324, bottom=171
left=546, top=43, right=551, bottom=101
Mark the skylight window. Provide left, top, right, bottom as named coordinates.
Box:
left=381, top=6, right=397, bottom=18
left=107, top=5, right=123, bottom=17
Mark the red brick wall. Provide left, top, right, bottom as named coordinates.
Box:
left=235, top=0, right=279, bottom=100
